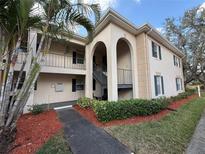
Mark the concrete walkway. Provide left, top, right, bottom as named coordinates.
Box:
left=57, top=108, right=131, bottom=154
left=186, top=110, right=205, bottom=154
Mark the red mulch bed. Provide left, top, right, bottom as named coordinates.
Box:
left=74, top=95, right=197, bottom=127
left=9, top=110, right=62, bottom=154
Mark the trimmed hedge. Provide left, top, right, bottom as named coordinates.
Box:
left=77, top=97, right=93, bottom=108
left=92, top=98, right=169, bottom=122
left=78, top=91, right=195, bottom=122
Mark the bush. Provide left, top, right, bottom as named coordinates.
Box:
left=92, top=91, right=195, bottom=122
left=167, top=91, right=195, bottom=103
left=77, top=97, right=93, bottom=108
left=28, top=104, right=44, bottom=115
left=92, top=98, right=169, bottom=122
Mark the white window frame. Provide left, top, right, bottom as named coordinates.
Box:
left=154, top=75, right=164, bottom=97
left=176, top=78, right=183, bottom=91
left=174, top=55, right=181, bottom=67
left=152, top=41, right=161, bottom=60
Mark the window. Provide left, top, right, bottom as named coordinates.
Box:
left=72, top=79, right=84, bottom=92
left=152, top=41, right=162, bottom=60
left=76, top=79, right=84, bottom=90
left=154, top=75, right=164, bottom=96
left=173, top=55, right=181, bottom=67
left=73, top=51, right=84, bottom=64
left=176, top=78, right=183, bottom=91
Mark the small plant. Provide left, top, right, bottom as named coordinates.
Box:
left=77, top=97, right=93, bottom=108
left=28, top=104, right=44, bottom=115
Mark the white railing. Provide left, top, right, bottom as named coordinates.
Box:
left=117, top=68, right=132, bottom=84
left=16, top=52, right=86, bottom=70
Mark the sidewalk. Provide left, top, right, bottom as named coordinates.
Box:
left=57, top=108, right=131, bottom=154
left=186, top=109, right=205, bottom=154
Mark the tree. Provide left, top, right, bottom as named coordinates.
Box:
left=0, top=0, right=100, bottom=152
left=163, top=6, right=205, bottom=87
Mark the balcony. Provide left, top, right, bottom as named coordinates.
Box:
left=43, top=52, right=85, bottom=70
left=16, top=52, right=86, bottom=74
left=117, top=68, right=132, bottom=89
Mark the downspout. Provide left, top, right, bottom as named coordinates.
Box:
left=144, top=28, right=153, bottom=99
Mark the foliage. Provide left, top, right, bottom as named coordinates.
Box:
left=92, top=99, right=169, bottom=122
left=77, top=97, right=93, bottom=108
left=163, top=6, right=205, bottom=86
left=92, top=91, right=194, bottom=122
left=37, top=131, right=72, bottom=154
left=0, top=0, right=100, bottom=151
left=106, top=97, right=205, bottom=154
left=28, top=104, right=44, bottom=115
left=167, top=90, right=195, bottom=103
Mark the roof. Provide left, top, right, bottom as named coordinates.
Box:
left=93, top=8, right=185, bottom=58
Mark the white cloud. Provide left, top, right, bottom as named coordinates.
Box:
left=156, top=27, right=164, bottom=34
left=197, top=2, right=205, bottom=14
left=80, top=0, right=117, bottom=11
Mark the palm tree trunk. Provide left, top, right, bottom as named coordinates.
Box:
left=8, top=52, right=29, bottom=113
left=5, top=29, right=48, bottom=127
left=0, top=37, right=21, bottom=128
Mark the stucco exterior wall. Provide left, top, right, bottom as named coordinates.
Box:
left=136, top=33, right=151, bottom=99
left=85, top=23, right=138, bottom=101
left=33, top=73, right=85, bottom=105
left=147, top=36, right=184, bottom=98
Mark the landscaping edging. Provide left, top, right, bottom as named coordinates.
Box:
left=74, top=95, right=197, bottom=127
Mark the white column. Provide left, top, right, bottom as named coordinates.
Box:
left=24, top=28, right=37, bottom=113
left=107, top=44, right=118, bottom=101
left=85, top=45, right=93, bottom=99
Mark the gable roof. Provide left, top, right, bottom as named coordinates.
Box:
left=94, top=8, right=184, bottom=58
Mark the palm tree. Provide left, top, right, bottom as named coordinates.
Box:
left=0, top=0, right=100, bottom=152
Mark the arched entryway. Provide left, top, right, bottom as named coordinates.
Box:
left=92, top=42, right=108, bottom=100
left=116, top=38, right=133, bottom=100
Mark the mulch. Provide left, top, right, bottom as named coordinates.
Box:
left=74, top=95, right=197, bottom=127
left=9, top=110, right=62, bottom=154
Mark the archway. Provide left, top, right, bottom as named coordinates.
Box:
left=116, top=38, right=133, bottom=100
left=92, top=42, right=108, bottom=100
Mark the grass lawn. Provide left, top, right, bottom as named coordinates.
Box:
left=37, top=131, right=72, bottom=154
left=105, top=97, right=205, bottom=154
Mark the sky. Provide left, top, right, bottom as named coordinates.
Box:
left=82, top=0, right=205, bottom=32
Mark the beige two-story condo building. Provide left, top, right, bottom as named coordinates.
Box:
left=5, top=9, right=185, bottom=109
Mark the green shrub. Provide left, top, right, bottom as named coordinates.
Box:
left=92, top=98, right=169, bottom=122
left=167, top=91, right=195, bottom=103
left=77, top=97, right=93, bottom=108
left=92, top=91, right=195, bottom=122
left=28, top=104, right=44, bottom=115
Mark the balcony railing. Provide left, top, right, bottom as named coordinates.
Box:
left=117, top=68, right=132, bottom=85
left=16, top=52, right=85, bottom=70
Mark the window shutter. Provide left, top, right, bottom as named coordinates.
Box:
left=93, top=79, right=96, bottom=91
left=180, top=78, right=183, bottom=90
left=73, top=52, right=76, bottom=64
left=176, top=78, right=178, bottom=91
left=173, top=55, right=175, bottom=66
left=159, top=46, right=162, bottom=60
left=72, top=79, right=76, bottom=92
left=152, top=41, right=155, bottom=57
left=161, top=76, right=164, bottom=94
left=34, top=81, right=37, bottom=90
left=154, top=76, right=158, bottom=96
